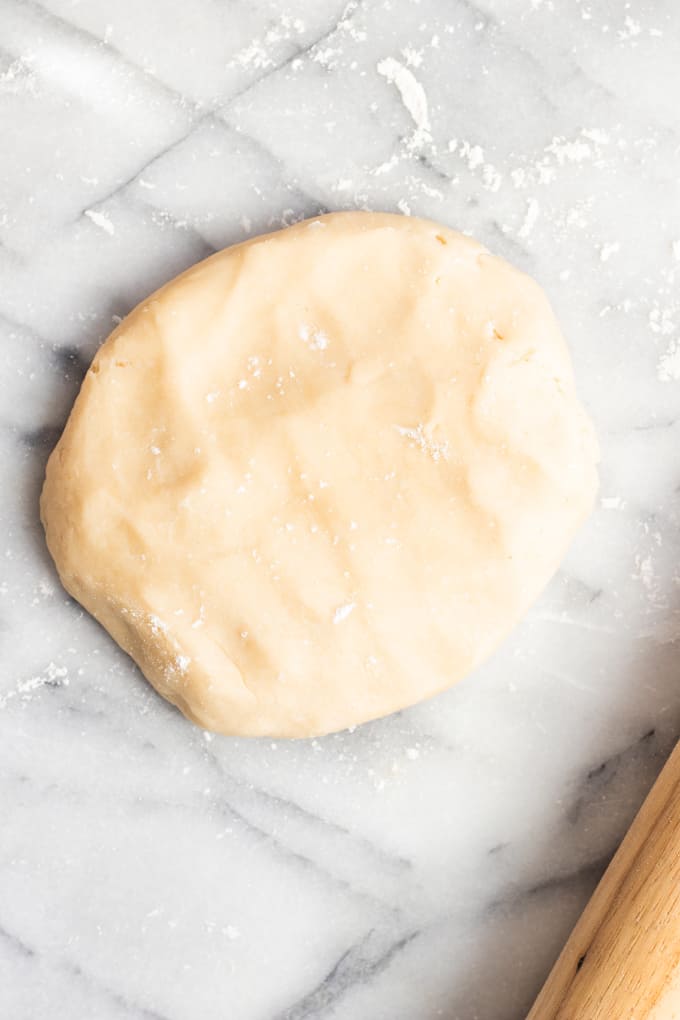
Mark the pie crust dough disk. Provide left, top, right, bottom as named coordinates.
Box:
left=41, top=212, right=599, bottom=738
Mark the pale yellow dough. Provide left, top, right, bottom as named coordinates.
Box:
left=41, top=212, right=598, bottom=737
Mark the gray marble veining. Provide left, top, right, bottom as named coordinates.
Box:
left=1, top=0, right=680, bottom=1017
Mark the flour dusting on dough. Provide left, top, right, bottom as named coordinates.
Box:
left=299, top=324, right=329, bottom=351
left=333, top=602, right=356, bottom=624
left=395, top=424, right=449, bottom=462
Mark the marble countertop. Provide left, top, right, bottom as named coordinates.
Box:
left=2, top=1, right=680, bottom=1017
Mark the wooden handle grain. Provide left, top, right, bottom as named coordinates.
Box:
left=527, top=739, right=680, bottom=1020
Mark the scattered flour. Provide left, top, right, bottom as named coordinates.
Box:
left=518, top=199, right=540, bottom=239
left=377, top=56, right=431, bottom=149
left=507, top=128, right=610, bottom=191
left=546, top=137, right=593, bottom=165
left=336, top=0, right=365, bottom=41
left=401, top=46, right=424, bottom=67
left=84, top=209, right=115, bottom=235
left=371, top=154, right=400, bottom=176
left=312, top=46, right=342, bottom=70
left=448, top=140, right=503, bottom=192
left=31, top=578, right=55, bottom=604
left=0, top=55, right=39, bottom=96
left=633, top=553, right=666, bottom=610
left=449, top=139, right=484, bottom=168
left=0, top=662, right=69, bottom=709
left=657, top=340, right=680, bottom=382
left=599, top=242, right=620, bottom=262
left=230, top=14, right=306, bottom=70
left=416, top=180, right=444, bottom=200
left=649, top=305, right=677, bottom=337
left=618, top=16, right=642, bottom=41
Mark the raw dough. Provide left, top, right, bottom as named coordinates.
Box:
left=41, top=212, right=598, bottom=737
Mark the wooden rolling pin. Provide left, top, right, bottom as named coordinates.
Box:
left=527, top=739, right=680, bottom=1019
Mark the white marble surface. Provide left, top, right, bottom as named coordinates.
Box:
left=1, top=1, right=680, bottom=1017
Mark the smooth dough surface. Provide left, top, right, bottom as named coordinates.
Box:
left=41, top=212, right=598, bottom=737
